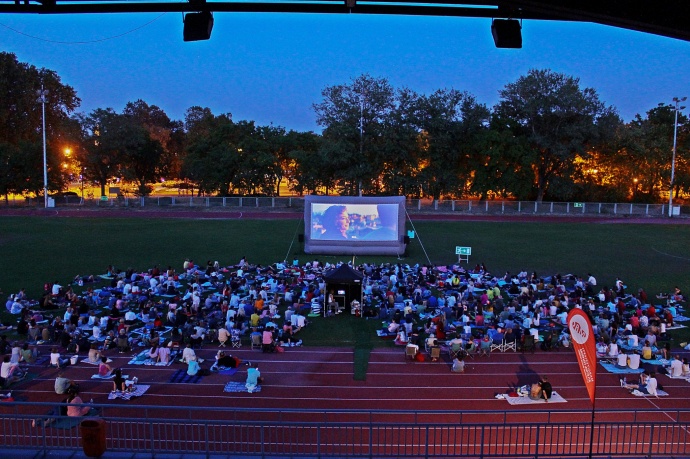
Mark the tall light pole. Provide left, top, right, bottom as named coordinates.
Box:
left=37, top=85, right=49, bottom=208
left=669, top=96, right=686, bottom=217
left=358, top=95, right=364, bottom=197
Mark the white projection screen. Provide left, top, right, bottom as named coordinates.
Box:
left=304, top=195, right=407, bottom=255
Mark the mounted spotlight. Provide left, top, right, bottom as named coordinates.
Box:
left=184, top=10, right=214, bottom=41
left=491, top=19, right=522, bottom=48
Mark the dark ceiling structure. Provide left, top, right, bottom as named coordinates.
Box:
left=1, top=0, right=689, bottom=43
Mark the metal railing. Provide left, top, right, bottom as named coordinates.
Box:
left=2, top=404, right=690, bottom=458
left=4, top=196, right=687, bottom=217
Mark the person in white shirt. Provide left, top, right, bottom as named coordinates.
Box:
left=181, top=343, right=197, bottom=363
left=669, top=355, right=683, bottom=377
left=51, top=282, right=62, bottom=296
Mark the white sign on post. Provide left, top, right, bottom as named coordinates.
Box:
left=455, top=246, right=471, bottom=263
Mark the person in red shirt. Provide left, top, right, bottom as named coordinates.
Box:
left=646, top=305, right=656, bottom=319
left=629, top=315, right=640, bottom=331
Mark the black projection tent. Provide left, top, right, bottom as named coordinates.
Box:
left=322, top=264, right=364, bottom=316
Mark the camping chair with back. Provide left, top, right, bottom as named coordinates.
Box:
left=522, top=334, right=536, bottom=353
left=449, top=341, right=465, bottom=360
left=503, top=334, right=517, bottom=352
left=479, top=338, right=492, bottom=357
left=465, top=340, right=478, bottom=359
left=250, top=332, right=262, bottom=350
left=231, top=329, right=242, bottom=349
left=405, top=344, right=419, bottom=362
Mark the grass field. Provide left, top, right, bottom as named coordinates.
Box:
left=2, top=217, right=688, bottom=299
left=2, top=216, right=689, bottom=371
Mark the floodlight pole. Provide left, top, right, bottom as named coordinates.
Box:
left=669, top=96, right=686, bottom=217
left=37, top=84, right=49, bottom=208
left=358, top=95, right=363, bottom=197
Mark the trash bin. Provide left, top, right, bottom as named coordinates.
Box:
left=80, top=418, right=106, bottom=457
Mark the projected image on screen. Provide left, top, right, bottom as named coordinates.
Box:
left=311, top=203, right=399, bottom=241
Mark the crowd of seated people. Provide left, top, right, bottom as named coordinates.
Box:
left=2, top=258, right=686, bottom=389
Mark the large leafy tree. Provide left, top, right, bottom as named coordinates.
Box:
left=182, top=107, right=238, bottom=196
left=313, top=74, right=395, bottom=195
left=622, top=103, right=689, bottom=201
left=495, top=69, right=617, bottom=201
left=413, top=89, right=490, bottom=201
left=123, top=100, right=184, bottom=183
left=0, top=52, right=80, bottom=198
left=77, top=108, right=154, bottom=197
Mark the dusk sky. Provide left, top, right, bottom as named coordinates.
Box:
left=1, top=11, right=689, bottom=132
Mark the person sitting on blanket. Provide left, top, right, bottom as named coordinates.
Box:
left=55, top=370, right=79, bottom=394
left=116, top=328, right=130, bottom=353
left=98, top=356, right=113, bottom=378
left=186, top=355, right=209, bottom=376
left=623, top=371, right=658, bottom=396
left=180, top=343, right=197, bottom=364
left=49, top=347, right=69, bottom=369
left=245, top=363, right=262, bottom=393
left=529, top=376, right=552, bottom=402
left=87, top=343, right=102, bottom=364
left=148, top=343, right=160, bottom=361
left=20, top=342, right=38, bottom=364
left=112, top=368, right=126, bottom=393
left=66, top=388, right=92, bottom=417
left=595, top=337, right=608, bottom=357
left=640, top=341, right=653, bottom=360
left=156, top=343, right=171, bottom=364
left=1, top=354, right=25, bottom=384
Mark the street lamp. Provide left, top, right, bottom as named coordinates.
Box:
left=37, top=85, right=49, bottom=208
left=669, top=96, right=686, bottom=217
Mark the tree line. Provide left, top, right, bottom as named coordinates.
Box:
left=1, top=52, right=687, bottom=203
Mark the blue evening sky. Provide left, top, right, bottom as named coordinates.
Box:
left=1, top=11, right=689, bottom=132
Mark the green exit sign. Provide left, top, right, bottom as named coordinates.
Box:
left=455, top=246, right=472, bottom=255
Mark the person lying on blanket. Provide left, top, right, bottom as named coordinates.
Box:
left=210, top=351, right=242, bottom=371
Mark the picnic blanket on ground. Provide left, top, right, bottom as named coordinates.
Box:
left=224, top=381, right=261, bottom=393
left=128, top=350, right=177, bottom=366
left=81, top=358, right=112, bottom=365
left=376, top=330, right=396, bottom=338
left=216, top=367, right=238, bottom=376
left=30, top=355, right=50, bottom=366
left=502, top=391, right=567, bottom=405
left=108, top=384, right=150, bottom=401
left=631, top=389, right=669, bottom=397
left=600, top=361, right=645, bottom=374
left=168, top=369, right=203, bottom=384
left=91, top=373, right=128, bottom=380
left=50, top=410, right=100, bottom=429
left=673, top=315, right=690, bottom=322
left=641, top=358, right=667, bottom=366
left=666, top=324, right=687, bottom=330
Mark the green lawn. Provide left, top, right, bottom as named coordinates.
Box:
left=1, top=216, right=689, bottom=349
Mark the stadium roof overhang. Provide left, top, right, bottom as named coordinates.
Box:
left=1, top=0, right=688, bottom=42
